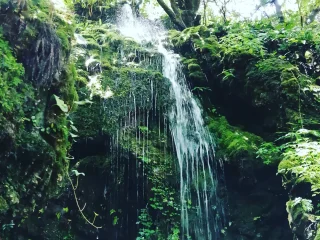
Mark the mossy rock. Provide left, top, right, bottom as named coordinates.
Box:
left=208, top=115, right=263, bottom=160
left=188, top=63, right=201, bottom=72
left=189, top=71, right=206, bottom=81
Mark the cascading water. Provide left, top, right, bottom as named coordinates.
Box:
left=116, top=5, right=224, bottom=240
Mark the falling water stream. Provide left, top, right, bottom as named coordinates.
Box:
left=116, top=5, right=223, bottom=239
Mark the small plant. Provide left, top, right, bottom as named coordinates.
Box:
left=67, top=169, right=102, bottom=229
left=136, top=209, right=156, bottom=240
left=2, top=220, right=15, bottom=231
left=112, top=216, right=119, bottom=226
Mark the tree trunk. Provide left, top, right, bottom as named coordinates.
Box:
left=307, top=8, right=320, bottom=24
left=156, top=0, right=186, bottom=30
left=273, top=0, right=284, bottom=22
left=156, top=0, right=201, bottom=30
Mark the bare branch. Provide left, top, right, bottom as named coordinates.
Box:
left=80, top=203, right=87, bottom=212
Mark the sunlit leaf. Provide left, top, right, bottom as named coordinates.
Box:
left=53, top=94, right=68, bottom=113
left=72, top=169, right=85, bottom=176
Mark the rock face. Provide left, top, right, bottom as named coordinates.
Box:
left=1, top=1, right=320, bottom=240
left=65, top=19, right=179, bottom=239
left=0, top=0, right=77, bottom=239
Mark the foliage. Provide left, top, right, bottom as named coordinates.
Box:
left=0, top=31, right=30, bottom=122
left=286, top=197, right=315, bottom=230
left=246, top=56, right=313, bottom=113
left=256, top=142, right=281, bottom=165
left=0, top=197, right=9, bottom=214
left=219, top=30, right=266, bottom=61
left=209, top=111, right=283, bottom=166
left=171, top=17, right=320, bottom=135
left=289, top=197, right=314, bottom=213
left=70, top=0, right=116, bottom=18
left=120, top=127, right=180, bottom=239
left=136, top=209, right=156, bottom=240
left=1, top=221, right=14, bottom=231
left=2, top=0, right=320, bottom=238
left=278, top=129, right=320, bottom=196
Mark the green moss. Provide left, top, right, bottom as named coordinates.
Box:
left=0, top=0, right=83, bottom=234
left=61, top=63, right=79, bottom=108
left=71, top=95, right=102, bottom=137
left=187, top=63, right=201, bottom=72
left=56, top=20, right=75, bottom=55
left=315, top=230, right=320, bottom=240
left=168, top=15, right=320, bottom=240
left=189, top=71, right=206, bottom=81
left=71, top=21, right=170, bottom=137
left=278, top=159, right=297, bottom=173
left=0, top=196, right=9, bottom=213
left=220, top=32, right=265, bottom=61
left=208, top=114, right=263, bottom=159
left=72, top=66, right=169, bottom=137
left=0, top=30, right=31, bottom=122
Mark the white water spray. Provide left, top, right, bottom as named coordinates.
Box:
left=117, top=5, right=223, bottom=239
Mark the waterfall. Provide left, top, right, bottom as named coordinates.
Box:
left=116, top=5, right=223, bottom=239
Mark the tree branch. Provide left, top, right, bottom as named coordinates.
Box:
left=255, top=0, right=284, bottom=22
left=170, top=0, right=182, bottom=16
left=156, top=0, right=186, bottom=30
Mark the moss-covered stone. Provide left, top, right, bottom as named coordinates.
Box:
left=208, top=114, right=263, bottom=160
left=71, top=20, right=170, bottom=138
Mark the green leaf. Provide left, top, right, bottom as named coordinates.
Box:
left=253, top=216, right=261, bottom=221
left=72, top=169, right=85, bottom=176
left=113, top=216, right=119, bottom=226
left=70, top=125, right=78, bottom=132
left=53, top=94, right=68, bottom=113
left=70, top=132, right=78, bottom=138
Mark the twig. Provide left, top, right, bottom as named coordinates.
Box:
left=67, top=171, right=102, bottom=229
